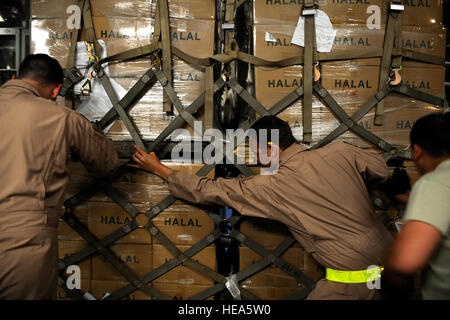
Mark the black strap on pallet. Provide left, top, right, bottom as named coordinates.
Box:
left=302, top=0, right=316, bottom=143
left=375, top=0, right=404, bottom=125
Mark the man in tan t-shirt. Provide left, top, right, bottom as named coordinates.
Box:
left=130, top=116, right=393, bottom=299
left=0, top=54, right=119, bottom=299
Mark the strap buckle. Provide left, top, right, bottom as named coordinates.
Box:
left=390, top=2, right=405, bottom=11
left=313, top=62, right=321, bottom=82
left=302, top=9, right=316, bottom=15
left=80, top=70, right=96, bottom=96
left=389, top=66, right=402, bottom=86
left=150, top=52, right=161, bottom=70
left=303, top=0, right=316, bottom=15
left=66, top=67, right=84, bottom=85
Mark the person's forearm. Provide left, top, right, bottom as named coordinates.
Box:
left=154, top=163, right=171, bottom=181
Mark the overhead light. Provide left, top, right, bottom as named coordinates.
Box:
left=0, top=14, right=5, bottom=23
left=430, top=19, right=436, bottom=24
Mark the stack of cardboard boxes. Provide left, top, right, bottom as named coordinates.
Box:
left=239, top=217, right=324, bottom=299
left=253, top=0, right=445, bottom=149
left=31, top=0, right=215, bottom=141
left=57, top=161, right=215, bottom=300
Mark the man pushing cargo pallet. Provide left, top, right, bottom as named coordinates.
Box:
left=130, top=115, right=394, bottom=300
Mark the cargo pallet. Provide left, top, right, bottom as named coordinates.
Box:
left=51, top=0, right=446, bottom=300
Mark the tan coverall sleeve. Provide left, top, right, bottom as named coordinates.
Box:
left=168, top=171, right=282, bottom=222
left=345, top=144, right=389, bottom=183
left=68, top=111, right=119, bottom=177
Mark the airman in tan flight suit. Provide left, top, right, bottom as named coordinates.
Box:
left=0, top=54, right=119, bottom=299
left=131, top=116, right=393, bottom=299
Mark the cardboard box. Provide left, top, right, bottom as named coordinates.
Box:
left=324, top=96, right=443, bottom=149
left=254, top=65, right=326, bottom=142
left=239, top=217, right=299, bottom=248
left=57, top=279, right=91, bottom=300
left=321, top=61, right=445, bottom=107
left=58, top=240, right=91, bottom=279
left=239, top=246, right=305, bottom=287
left=253, top=0, right=443, bottom=27
left=149, top=0, right=216, bottom=20
left=152, top=244, right=216, bottom=285
left=253, top=24, right=446, bottom=62
left=148, top=161, right=215, bottom=204
left=31, top=0, right=78, bottom=18
left=88, top=201, right=152, bottom=244
left=319, top=62, right=445, bottom=149
left=90, top=279, right=152, bottom=300
left=320, top=60, right=380, bottom=112
left=31, top=16, right=214, bottom=69
left=32, top=0, right=215, bottom=20
left=400, top=0, right=443, bottom=27
left=90, top=16, right=215, bottom=59
left=90, top=0, right=155, bottom=18
left=320, top=0, right=443, bottom=27
left=152, top=204, right=216, bottom=246
left=91, top=243, right=152, bottom=281
left=253, top=0, right=384, bottom=25
left=152, top=283, right=214, bottom=300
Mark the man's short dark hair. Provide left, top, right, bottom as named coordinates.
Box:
left=410, top=112, right=450, bottom=157
left=18, top=54, right=64, bottom=86
left=251, top=116, right=297, bottom=150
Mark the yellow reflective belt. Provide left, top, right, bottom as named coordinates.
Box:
left=326, top=266, right=384, bottom=284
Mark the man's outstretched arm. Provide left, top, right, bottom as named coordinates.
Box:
left=129, top=146, right=294, bottom=226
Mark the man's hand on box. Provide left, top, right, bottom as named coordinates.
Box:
left=129, top=145, right=171, bottom=181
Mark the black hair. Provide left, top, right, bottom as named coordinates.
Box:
left=18, top=54, right=64, bottom=86
left=410, top=112, right=450, bottom=157
left=250, top=116, right=297, bottom=150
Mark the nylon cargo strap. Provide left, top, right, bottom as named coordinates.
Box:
left=393, top=83, right=444, bottom=106
left=311, top=85, right=392, bottom=151
left=314, top=82, right=393, bottom=153
left=98, top=69, right=158, bottom=130
left=59, top=0, right=86, bottom=105
left=158, top=0, right=173, bottom=113
left=302, top=0, right=316, bottom=143
left=204, top=66, right=215, bottom=130
left=95, top=66, right=148, bottom=152
left=92, top=44, right=444, bottom=78
left=154, top=69, right=198, bottom=128
left=375, top=0, right=404, bottom=125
